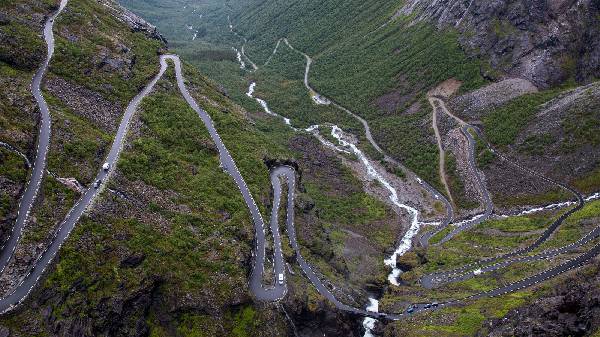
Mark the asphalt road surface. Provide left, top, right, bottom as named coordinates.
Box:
left=0, top=49, right=168, bottom=314
left=0, top=0, right=69, bottom=276
left=420, top=97, right=585, bottom=288
left=1, top=16, right=596, bottom=322
left=167, top=55, right=285, bottom=301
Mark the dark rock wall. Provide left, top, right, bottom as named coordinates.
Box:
left=480, top=258, right=600, bottom=337
left=399, top=0, right=600, bottom=87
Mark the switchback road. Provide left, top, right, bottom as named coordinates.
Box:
left=1, top=12, right=597, bottom=325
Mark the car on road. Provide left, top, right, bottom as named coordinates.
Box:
left=278, top=273, right=284, bottom=285
left=424, top=303, right=431, bottom=309
left=432, top=302, right=439, bottom=308
left=406, top=305, right=415, bottom=314
left=473, top=268, right=482, bottom=275
left=102, top=162, right=110, bottom=171
left=93, top=179, right=102, bottom=189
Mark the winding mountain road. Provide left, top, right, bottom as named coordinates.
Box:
left=248, top=38, right=597, bottom=319
left=419, top=97, right=494, bottom=246
left=433, top=125, right=494, bottom=245
left=0, top=0, right=68, bottom=277
left=420, top=97, right=585, bottom=288
left=279, top=38, right=458, bottom=289
left=168, top=55, right=285, bottom=300
left=0, top=49, right=168, bottom=314
left=1, top=9, right=598, bottom=325
left=429, top=97, right=455, bottom=206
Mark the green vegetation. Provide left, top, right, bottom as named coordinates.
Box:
left=174, top=307, right=259, bottom=337
left=310, top=22, right=485, bottom=120
left=230, top=306, right=259, bottom=337
left=561, top=88, right=600, bottom=150
left=0, top=147, right=27, bottom=183
left=487, top=216, right=549, bottom=233
left=22, top=58, right=290, bottom=334
left=0, top=0, right=293, bottom=334
left=51, top=0, right=163, bottom=105
left=122, top=0, right=485, bottom=190
left=535, top=200, right=600, bottom=250
left=470, top=129, right=495, bottom=169
left=44, top=93, right=112, bottom=184
left=518, top=133, right=554, bottom=155
left=482, top=89, right=563, bottom=147
left=23, top=176, right=78, bottom=245
left=423, top=219, right=542, bottom=272
left=0, top=148, right=29, bottom=219
left=175, top=314, right=216, bottom=337
left=250, top=44, right=361, bottom=131
left=0, top=21, right=46, bottom=70
left=494, top=188, right=572, bottom=208
left=118, top=0, right=249, bottom=108
left=383, top=200, right=600, bottom=335
left=371, top=99, right=443, bottom=190
left=3, top=0, right=598, bottom=334
left=406, top=291, right=531, bottom=336
left=292, top=134, right=397, bottom=286
left=574, top=168, right=600, bottom=194
left=303, top=176, right=386, bottom=227
left=122, top=0, right=405, bottom=301
left=0, top=61, right=37, bottom=152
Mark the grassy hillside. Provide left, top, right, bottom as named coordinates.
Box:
left=3, top=0, right=599, bottom=335
left=120, top=0, right=487, bottom=190
left=0, top=0, right=407, bottom=335
left=0, top=0, right=293, bottom=335
left=234, top=0, right=485, bottom=189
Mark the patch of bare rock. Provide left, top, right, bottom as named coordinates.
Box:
left=46, top=77, right=123, bottom=133
left=449, top=78, right=538, bottom=118
left=397, top=0, right=600, bottom=87
left=480, top=257, right=600, bottom=337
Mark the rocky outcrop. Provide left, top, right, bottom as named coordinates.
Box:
left=98, top=0, right=167, bottom=44
left=449, top=78, right=538, bottom=118
left=480, top=257, right=600, bottom=337
left=283, top=291, right=364, bottom=337
left=397, top=0, right=600, bottom=88
left=511, top=81, right=600, bottom=186
left=46, top=78, right=124, bottom=133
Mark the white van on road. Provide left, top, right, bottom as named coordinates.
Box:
left=278, top=273, right=284, bottom=285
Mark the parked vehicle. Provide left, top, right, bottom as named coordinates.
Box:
left=93, top=179, right=102, bottom=188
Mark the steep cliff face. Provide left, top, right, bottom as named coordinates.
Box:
left=398, top=0, right=600, bottom=87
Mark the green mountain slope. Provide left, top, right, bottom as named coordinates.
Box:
left=1, top=0, right=600, bottom=336
left=0, top=0, right=408, bottom=335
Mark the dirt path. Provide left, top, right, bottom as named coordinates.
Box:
left=428, top=96, right=455, bottom=206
